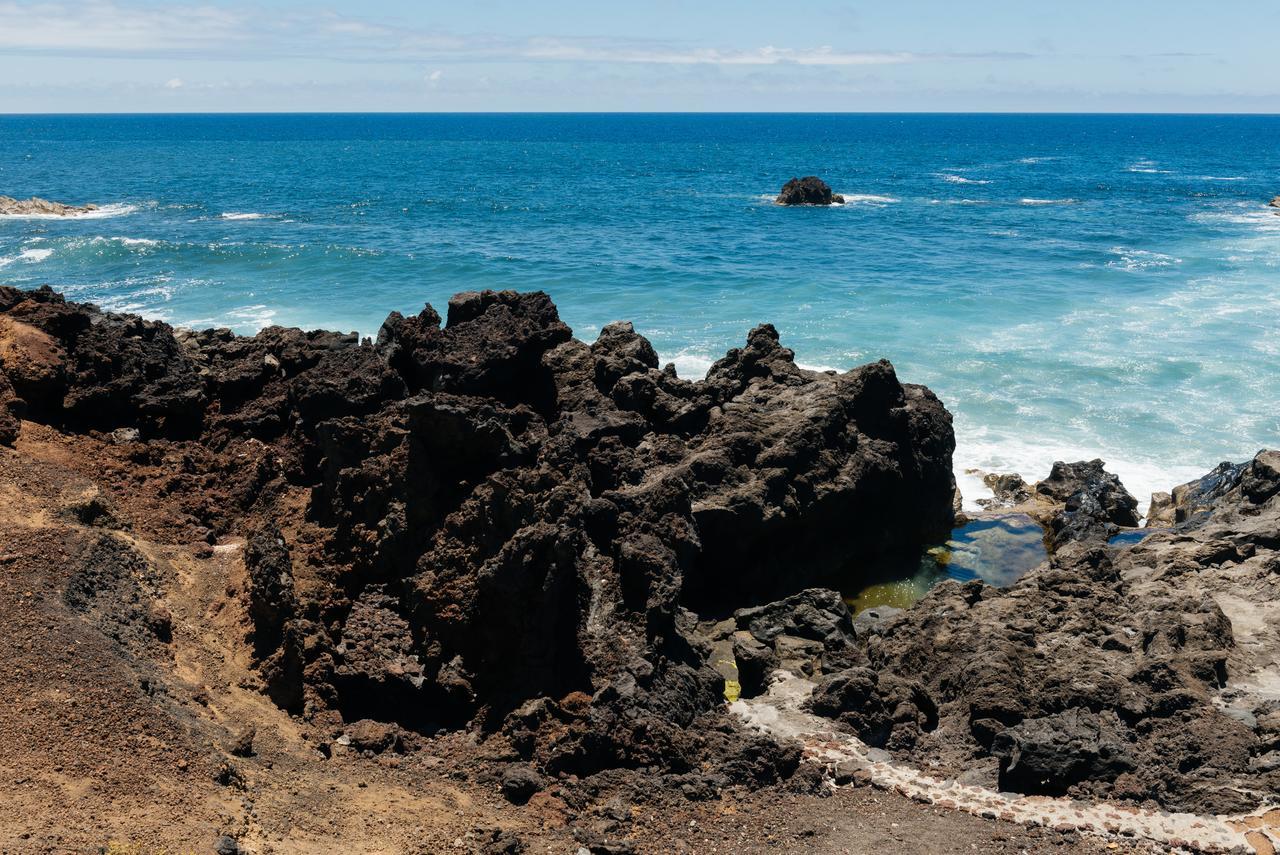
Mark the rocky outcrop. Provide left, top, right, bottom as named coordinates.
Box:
left=776, top=177, right=844, bottom=206
left=803, top=450, right=1280, bottom=814
left=0, top=195, right=98, bottom=216
left=1269, top=195, right=1280, bottom=209
left=0, top=285, right=956, bottom=788
left=1033, top=459, right=1140, bottom=548
left=1146, top=460, right=1246, bottom=527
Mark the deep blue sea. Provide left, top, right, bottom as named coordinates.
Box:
left=1, top=113, right=1278, bottom=510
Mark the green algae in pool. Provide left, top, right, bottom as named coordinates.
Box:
left=846, top=514, right=1047, bottom=614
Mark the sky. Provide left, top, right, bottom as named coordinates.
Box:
left=0, top=0, right=1277, bottom=112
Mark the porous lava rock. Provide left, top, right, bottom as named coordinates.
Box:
left=0, top=285, right=956, bottom=788
left=805, top=450, right=1280, bottom=814
left=776, top=176, right=844, bottom=206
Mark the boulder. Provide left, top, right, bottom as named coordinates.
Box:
left=776, top=176, right=844, bottom=206
left=1269, top=195, right=1280, bottom=208
left=992, top=708, right=1135, bottom=794
left=1145, top=460, right=1245, bottom=527
left=0, top=195, right=98, bottom=216
left=1034, top=459, right=1140, bottom=548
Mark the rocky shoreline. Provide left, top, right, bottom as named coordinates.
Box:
left=0, top=195, right=99, bottom=216
left=1, top=284, right=1278, bottom=852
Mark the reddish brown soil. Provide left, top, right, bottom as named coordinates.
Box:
left=0, top=423, right=1156, bottom=854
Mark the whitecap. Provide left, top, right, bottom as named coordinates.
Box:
left=0, top=247, right=53, bottom=268
left=661, top=347, right=716, bottom=380
left=953, top=431, right=1210, bottom=522
left=1107, top=247, right=1182, bottom=272
left=1019, top=198, right=1077, bottom=206
left=1126, top=160, right=1173, bottom=174
left=1017, top=156, right=1055, bottom=164
left=220, top=212, right=271, bottom=221
left=938, top=174, right=991, bottom=185
left=839, top=194, right=899, bottom=205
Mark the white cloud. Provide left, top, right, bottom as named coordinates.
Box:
left=427, top=70, right=442, bottom=81
left=164, top=77, right=183, bottom=89
left=0, top=1, right=1027, bottom=67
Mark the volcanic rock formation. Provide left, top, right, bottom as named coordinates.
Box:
left=776, top=177, right=845, bottom=206
left=0, top=284, right=956, bottom=786
left=801, top=451, right=1280, bottom=815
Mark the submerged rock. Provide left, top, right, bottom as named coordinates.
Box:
left=0, top=195, right=98, bottom=216
left=776, top=176, right=844, bottom=206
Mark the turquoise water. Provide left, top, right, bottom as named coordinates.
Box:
left=1, top=114, right=1278, bottom=507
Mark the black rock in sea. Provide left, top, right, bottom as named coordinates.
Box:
left=776, top=176, right=844, bottom=206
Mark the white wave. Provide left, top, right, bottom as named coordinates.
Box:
left=225, top=304, right=277, bottom=329
left=1199, top=176, right=1246, bottom=181
left=0, top=247, right=53, bottom=268
left=220, top=212, right=272, bottom=221
left=118, top=237, right=159, bottom=247
left=1126, top=159, right=1172, bottom=175
left=938, top=174, right=990, bottom=185
left=0, top=202, right=138, bottom=220
left=1106, top=247, right=1182, bottom=272
left=661, top=347, right=716, bottom=380
left=1020, top=198, right=1077, bottom=206
left=954, top=431, right=1212, bottom=522
left=1017, top=156, right=1054, bottom=164
left=930, top=199, right=989, bottom=206
left=839, top=194, right=899, bottom=205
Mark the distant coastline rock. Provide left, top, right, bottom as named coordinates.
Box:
left=776, top=176, right=844, bottom=206
left=1269, top=195, right=1280, bottom=209
left=0, top=195, right=98, bottom=216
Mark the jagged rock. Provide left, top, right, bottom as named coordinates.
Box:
left=0, top=368, right=20, bottom=445
left=243, top=523, right=296, bottom=655
left=979, top=472, right=1031, bottom=508
left=229, top=726, right=256, bottom=758
left=1035, top=459, right=1140, bottom=548
left=801, top=450, right=1280, bottom=814
left=732, top=589, right=864, bottom=692
left=992, top=708, right=1135, bottom=794
left=0, top=195, right=98, bottom=216
left=776, top=176, right=844, bottom=206
left=1269, top=195, right=1280, bottom=208
left=805, top=666, right=937, bottom=749
left=1146, top=460, right=1246, bottom=527
left=0, top=286, right=205, bottom=436
left=0, top=285, right=956, bottom=790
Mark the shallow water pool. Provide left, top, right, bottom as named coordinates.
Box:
left=845, top=514, right=1048, bottom=614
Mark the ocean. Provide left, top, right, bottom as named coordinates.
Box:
left=1, top=113, right=1277, bottom=512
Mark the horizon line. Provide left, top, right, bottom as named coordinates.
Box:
left=3, top=110, right=1280, bottom=117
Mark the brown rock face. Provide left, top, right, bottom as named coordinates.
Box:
left=0, top=285, right=956, bottom=785
left=0, top=195, right=98, bottom=216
